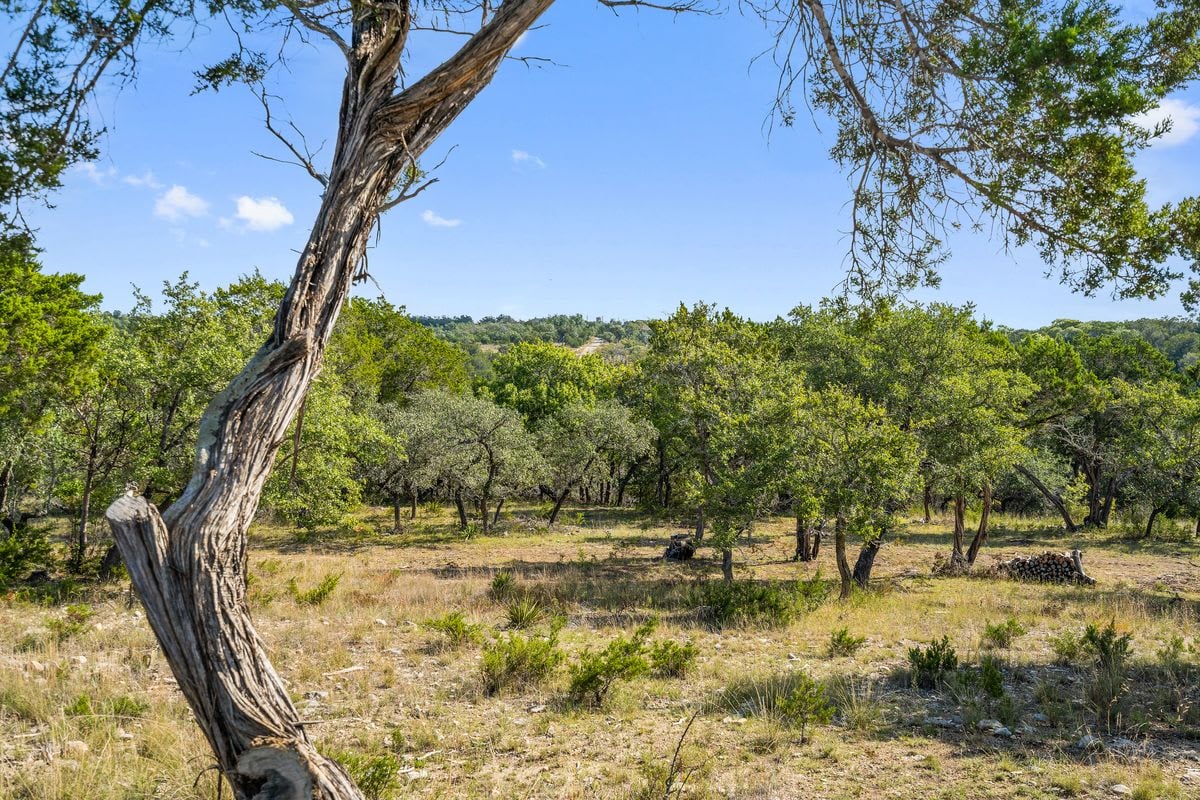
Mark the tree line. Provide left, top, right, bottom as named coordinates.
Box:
left=7, top=254, right=1200, bottom=599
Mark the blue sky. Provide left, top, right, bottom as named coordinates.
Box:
left=24, top=2, right=1200, bottom=328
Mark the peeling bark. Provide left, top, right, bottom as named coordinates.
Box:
left=106, top=4, right=553, bottom=798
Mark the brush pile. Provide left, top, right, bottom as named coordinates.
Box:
left=997, top=549, right=1095, bottom=585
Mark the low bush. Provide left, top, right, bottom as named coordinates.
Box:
left=774, top=672, right=835, bottom=744
left=649, top=639, right=699, bottom=678
left=481, top=624, right=564, bottom=696
left=489, top=569, right=516, bottom=600
left=1083, top=620, right=1133, bottom=731
left=0, top=521, right=53, bottom=587
left=908, top=636, right=958, bottom=689
left=504, top=595, right=545, bottom=629
left=286, top=572, right=342, bottom=605
left=1049, top=629, right=1086, bottom=664
left=568, top=620, right=656, bottom=706
left=331, top=751, right=401, bottom=800
left=828, top=627, right=866, bottom=657
left=694, top=574, right=829, bottom=628
left=982, top=618, right=1027, bottom=649
left=422, top=611, right=482, bottom=650
left=47, top=603, right=94, bottom=642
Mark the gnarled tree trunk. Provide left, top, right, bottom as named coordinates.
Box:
left=1014, top=464, right=1078, bottom=532
left=965, top=482, right=992, bottom=568
left=105, top=4, right=552, bottom=799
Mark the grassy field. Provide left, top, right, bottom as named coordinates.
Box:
left=3, top=506, right=1200, bottom=799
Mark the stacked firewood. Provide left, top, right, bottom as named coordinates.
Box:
left=997, top=549, right=1095, bottom=585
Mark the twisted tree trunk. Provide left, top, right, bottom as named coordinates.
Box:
left=1014, top=464, right=1078, bottom=532
left=106, top=4, right=552, bottom=799
left=965, top=482, right=992, bottom=568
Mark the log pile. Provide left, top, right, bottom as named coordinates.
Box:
left=997, top=549, right=1095, bottom=585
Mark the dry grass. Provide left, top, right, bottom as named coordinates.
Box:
left=3, top=504, right=1200, bottom=799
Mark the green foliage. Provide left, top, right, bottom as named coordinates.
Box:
left=908, top=637, right=959, bottom=689
left=0, top=521, right=53, bottom=587
left=481, top=626, right=564, bottom=696
left=504, top=595, right=546, bottom=630
left=264, top=371, right=374, bottom=529
left=567, top=620, right=656, bottom=706
left=421, top=612, right=482, bottom=650
left=648, top=639, right=699, bottom=678
left=1082, top=620, right=1133, bottom=730
left=489, top=569, right=516, bottom=600
left=982, top=618, right=1027, bottom=649
left=397, top=390, right=543, bottom=532
left=773, top=672, right=835, bottom=744
left=486, top=341, right=617, bottom=424
left=1050, top=629, right=1088, bottom=664
left=0, top=239, right=103, bottom=434
left=327, top=297, right=469, bottom=407
left=828, top=627, right=867, bottom=657
left=950, top=656, right=1020, bottom=729
left=287, top=572, right=342, bottom=606
left=694, top=577, right=827, bottom=628
left=330, top=751, right=401, bottom=800
left=46, top=603, right=94, bottom=642
left=64, top=694, right=94, bottom=717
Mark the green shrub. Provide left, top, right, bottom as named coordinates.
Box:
left=948, top=656, right=1018, bottom=728
left=1156, top=634, right=1191, bottom=668
left=979, top=655, right=1005, bottom=700
left=773, top=672, right=835, bottom=744
left=695, top=575, right=827, bottom=628
left=64, top=694, right=94, bottom=717
left=504, top=595, right=545, bottom=629
left=47, top=603, right=94, bottom=642
left=1049, top=629, right=1086, bottom=664
left=908, top=636, right=958, bottom=689
left=568, top=621, right=656, bottom=706
left=982, top=618, right=1027, bottom=649
left=828, top=627, right=866, bottom=657
left=108, top=695, right=150, bottom=718
left=0, top=521, right=53, bottom=587
left=489, top=569, right=516, bottom=600
left=286, top=572, right=342, bottom=605
left=422, top=611, right=482, bottom=650
left=332, top=751, right=401, bottom=800
left=1083, top=620, right=1133, bottom=730
left=649, top=639, right=698, bottom=678
left=481, top=626, right=564, bottom=696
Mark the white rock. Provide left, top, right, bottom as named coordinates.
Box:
left=1111, top=785, right=1132, bottom=796
left=1075, top=734, right=1103, bottom=751
left=1182, top=769, right=1200, bottom=784
left=374, top=618, right=389, bottom=627
left=63, top=740, right=88, bottom=756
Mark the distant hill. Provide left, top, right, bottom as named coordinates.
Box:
left=1008, top=318, right=1200, bottom=371
left=411, top=314, right=651, bottom=377
left=412, top=314, right=651, bottom=349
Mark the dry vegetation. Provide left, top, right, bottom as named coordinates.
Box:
left=3, top=506, right=1200, bottom=799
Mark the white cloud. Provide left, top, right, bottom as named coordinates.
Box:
left=512, top=149, right=546, bottom=168
left=123, top=171, right=163, bottom=190
left=154, top=185, right=209, bottom=221
left=76, top=162, right=116, bottom=184
left=234, top=195, right=294, bottom=232
left=421, top=209, right=462, bottom=228
left=1133, top=98, right=1200, bottom=147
